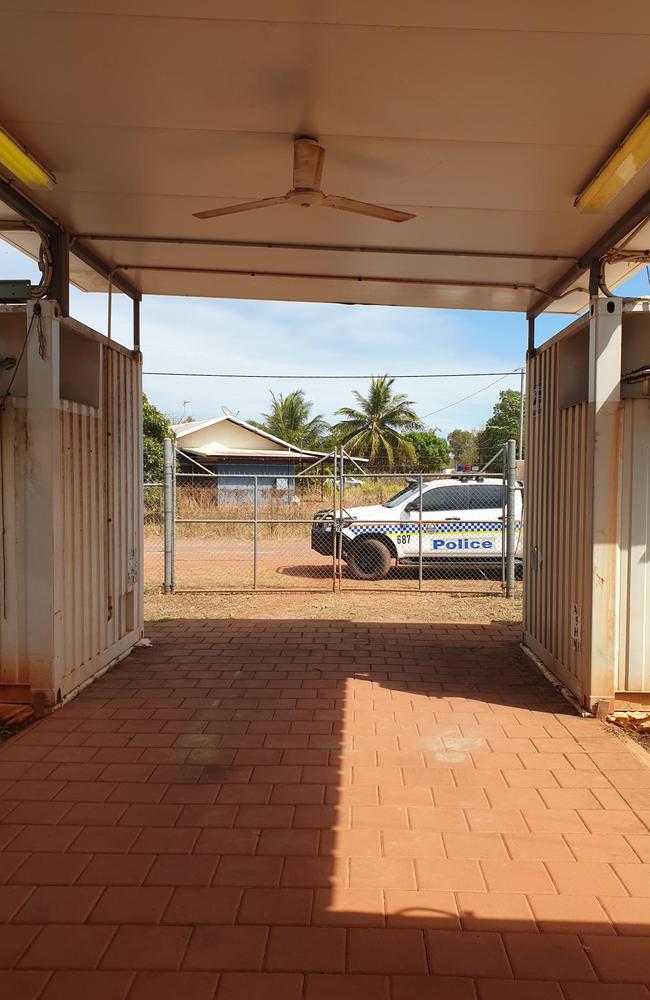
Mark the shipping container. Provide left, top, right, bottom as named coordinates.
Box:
left=524, top=297, right=650, bottom=709
left=0, top=302, right=143, bottom=708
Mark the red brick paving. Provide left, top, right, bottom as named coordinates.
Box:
left=0, top=619, right=649, bottom=998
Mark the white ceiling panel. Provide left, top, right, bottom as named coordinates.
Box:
left=0, top=2, right=648, bottom=313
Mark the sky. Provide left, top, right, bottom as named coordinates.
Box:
left=2, top=241, right=649, bottom=437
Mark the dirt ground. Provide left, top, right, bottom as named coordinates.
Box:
left=145, top=535, right=516, bottom=597
left=145, top=587, right=523, bottom=624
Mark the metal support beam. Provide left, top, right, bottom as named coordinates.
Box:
left=114, top=261, right=548, bottom=297
left=70, top=242, right=141, bottom=301
left=527, top=185, right=650, bottom=319
left=132, top=297, right=141, bottom=354
left=527, top=316, right=535, bottom=356
left=49, top=227, right=70, bottom=317
left=0, top=178, right=58, bottom=238
left=72, top=231, right=577, bottom=264
left=0, top=177, right=141, bottom=305
left=588, top=258, right=601, bottom=298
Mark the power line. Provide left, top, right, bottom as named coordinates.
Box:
left=143, top=369, right=523, bottom=379
left=419, top=374, right=513, bottom=420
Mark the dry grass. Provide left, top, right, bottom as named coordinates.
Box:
left=145, top=587, right=523, bottom=625
left=144, top=478, right=411, bottom=542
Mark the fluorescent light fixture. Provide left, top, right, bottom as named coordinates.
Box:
left=575, top=109, right=650, bottom=212
left=0, top=124, right=55, bottom=189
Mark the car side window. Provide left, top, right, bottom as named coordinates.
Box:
left=419, top=485, right=468, bottom=512
left=466, top=484, right=504, bottom=510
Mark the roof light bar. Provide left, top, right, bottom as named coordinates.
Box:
left=0, top=125, right=55, bottom=190
left=575, top=109, right=650, bottom=213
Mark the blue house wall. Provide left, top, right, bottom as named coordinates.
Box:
left=215, top=460, right=296, bottom=504
left=177, top=454, right=301, bottom=504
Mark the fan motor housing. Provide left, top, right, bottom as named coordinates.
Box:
left=286, top=188, right=324, bottom=208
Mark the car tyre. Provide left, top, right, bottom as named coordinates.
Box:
left=348, top=538, right=393, bottom=581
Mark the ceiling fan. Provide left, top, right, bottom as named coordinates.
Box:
left=193, top=137, right=416, bottom=223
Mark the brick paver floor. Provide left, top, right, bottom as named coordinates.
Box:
left=1, top=619, right=649, bottom=999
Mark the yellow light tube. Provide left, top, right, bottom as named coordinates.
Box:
left=0, top=125, right=55, bottom=190
left=575, top=109, right=650, bottom=213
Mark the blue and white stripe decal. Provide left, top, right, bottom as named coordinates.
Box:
left=347, top=521, right=522, bottom=537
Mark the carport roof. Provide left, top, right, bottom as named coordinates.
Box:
left=1, top=2, right=650, bottom=314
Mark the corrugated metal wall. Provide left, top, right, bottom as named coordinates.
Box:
left=524, top=335, right=591, bottom=701
left=58, top=341, right=143, bottom=697
left=525, top=304, right=650, bottom=705
left=619, top=397, right=650, bottom=695
left=0, top=399, right=26, bottom=684
left=0, top=310, right=143, bottom=701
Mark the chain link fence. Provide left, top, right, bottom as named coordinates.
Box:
left=143, top=443, right=523, bottom=597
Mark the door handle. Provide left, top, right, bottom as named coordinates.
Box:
left=444, top=517, right=461, bottom=521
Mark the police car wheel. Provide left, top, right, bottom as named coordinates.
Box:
left=348, top=538, right=392, bottom=580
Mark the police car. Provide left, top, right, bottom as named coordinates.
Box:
left=311, top=476, right=523, bottom=580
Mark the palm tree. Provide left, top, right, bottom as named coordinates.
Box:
left=260, top=389, right=328, bottom=450
left=333, top=375, right=420, bottom=469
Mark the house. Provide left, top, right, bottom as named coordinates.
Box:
left=171, top=414, right=327, bottom=502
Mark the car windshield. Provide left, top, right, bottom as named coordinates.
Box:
left=383, top=483, right=418, bottom=508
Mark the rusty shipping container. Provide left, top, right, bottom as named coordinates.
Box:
left=0, top=303, right=143, bottom=707
left=524, top=298, right=650, bottom=710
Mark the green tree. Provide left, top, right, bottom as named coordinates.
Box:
left=404, top=429, right=450, bottom=472
left=332, top=375, right=420, bottom=469
left=475, top=389, right=522, bottom=464
left=143, top=394, right=173, bottom=481
left=447, top=428, right=479, bottom=468
left=259, top=389, right=328, bottom=450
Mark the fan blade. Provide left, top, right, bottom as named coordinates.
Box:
left=193, top=196, right=287, bottom=220
left=293, top=138, right=325, bottom=189
left=322, top=194, right=415, bottom=223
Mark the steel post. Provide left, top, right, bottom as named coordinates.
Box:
left=518, top=367, right=525, bottom=460
left=332, top=449, right=337, bottom=592
left=133, top=297, right=141, bottom=354
left=501, top=447, right=507, bottom=588
left=170, top=447, right=176, bottom=593
left=49, top=228, right=70, bottom=318
left=337, top=447, right=344, bottom=591
left=505, top=438, right=517, bottom=598
left=163, top=438, right=174, bottom=593
left=418, top=474, right=423, bottom=591
left=253, top=476, right=258, bottom=591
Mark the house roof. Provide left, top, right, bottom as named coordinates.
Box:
left=181, top=447, right=322, bottom=461
left=171, top=413, right=327, bottom=459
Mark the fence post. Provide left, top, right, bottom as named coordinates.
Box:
left=163, top=437, right=174, bottom=594
left=337, top=446, right=344, bottom=592
left=505, top=437, right=517, bottom=598
left=332, top=448, right=337, bottom=593
left=418, top=474, right=423, bottom=591
left=253, top=476, right=258, bottom=591
left=171, top=445, right=176, bottom=593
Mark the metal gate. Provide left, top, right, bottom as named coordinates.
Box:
left=143, top=441, right=520, bottom=597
